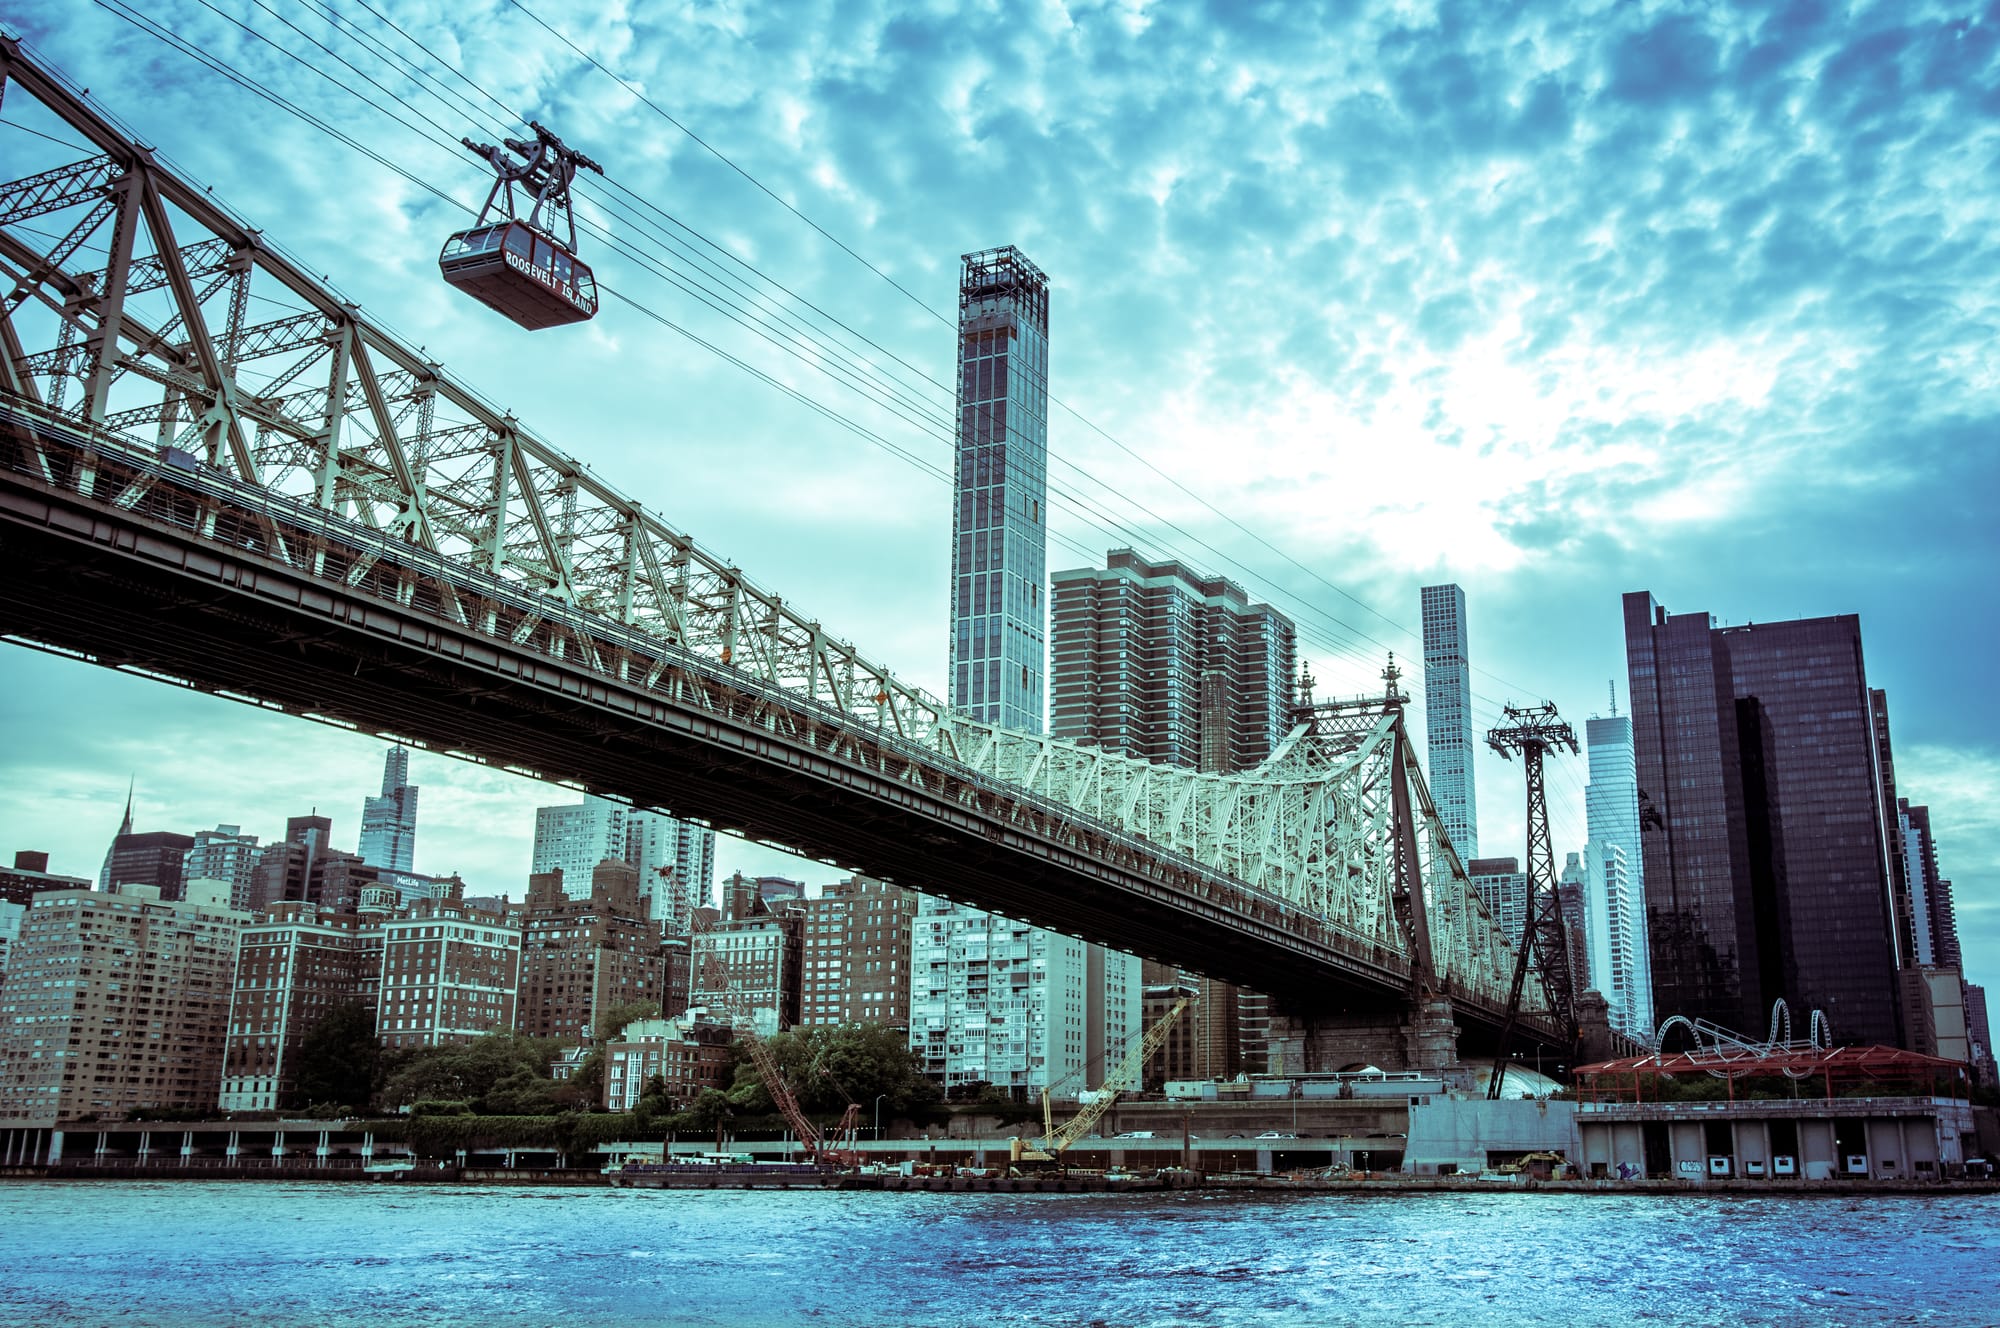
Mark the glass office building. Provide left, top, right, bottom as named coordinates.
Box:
left=1421, top=584, right=1478, bottom=864
left=1623, top=593, right=1902, bottom=1046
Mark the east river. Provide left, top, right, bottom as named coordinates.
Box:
left=1, top=1183, right=1994, bottom=1327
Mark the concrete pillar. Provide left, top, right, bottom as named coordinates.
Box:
left=138, top=1131, right=152, bottom=1162
left=226, top=1129, right=240, bottom=1164
left=1270, top=1010, right=1410, bottom=1073
left=1401, top=995, right=1464, bottom=1077
left=182, top=1130, right=195, bottom=1159
left=47, top=1130, right=64, bottom=1165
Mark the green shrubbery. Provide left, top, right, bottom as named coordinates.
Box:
left=275, top=1009, right=948, bottom=1132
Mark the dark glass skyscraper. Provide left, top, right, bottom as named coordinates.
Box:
left=949, top=246, right=1049, bottom=731
left=101, top=831, right=195, bottom=900
left=1623, top=592, right=1902, bottom=1046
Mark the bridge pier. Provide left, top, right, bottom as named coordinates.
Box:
left=1268, top=994, right=1471, bottom=1088
left=1575, top=989, right=1617, bottom=1066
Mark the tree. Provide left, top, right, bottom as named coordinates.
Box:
left=285, top=1001, right=381, bottom=1114
left=630, top=1074, right=673, bottom=1131
left=377, top=1032, right=567, bottom=1112
left=730, top=1023, right=935, bottom=1118
left=480, top=1065, right=565, bottom=1116
left=559, top=1048, right=606, bottom=1110
left=669, top=1087, right=735, bottom=1137
left=594, top=999, right=662, bottom=1043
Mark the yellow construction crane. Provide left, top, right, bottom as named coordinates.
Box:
left=1017, top=995, right=1192, bottom=1165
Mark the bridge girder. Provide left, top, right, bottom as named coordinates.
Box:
left=946, top=719, right=1531, bottom=1015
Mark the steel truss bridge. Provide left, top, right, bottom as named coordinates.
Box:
left=0, top=41, right=1559, bottom=1057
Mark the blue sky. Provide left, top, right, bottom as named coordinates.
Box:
left=1, top=1, right=1995, bottom=1003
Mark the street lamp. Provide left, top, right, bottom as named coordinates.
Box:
left=874, top=1094, right=888, bottom=1140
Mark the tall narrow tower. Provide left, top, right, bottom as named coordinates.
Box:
left=97, top=777, right=135, bottom=890
left=948, top=246, right=1050, bottom=731
left=359, top=745, right=418, bottom=873
left=1420, top=584, right=1478, bottom=863
left=1584, top=710, right=1653, bottom=1039
left=917, top=247, right=1133, bottom=1099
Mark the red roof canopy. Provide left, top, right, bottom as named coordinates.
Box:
left=1576, top=1044, right=1968, bottom=1079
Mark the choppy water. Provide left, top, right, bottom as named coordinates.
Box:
left=0, top=1182, right=1994, bottom=1327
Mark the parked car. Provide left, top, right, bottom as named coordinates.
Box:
left=1255, top=1131, right=1296, bottom=1139
left=1113, top=1130, right=1158, bottom=1139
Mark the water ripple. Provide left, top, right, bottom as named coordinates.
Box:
left=0, top=1183, right=1993, bottom=1327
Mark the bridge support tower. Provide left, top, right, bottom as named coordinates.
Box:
left=1265, top=997, right=1469, bottom=1086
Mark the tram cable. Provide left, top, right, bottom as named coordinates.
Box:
left=251, top=0, right=1413, bottom=691
left=93, top=0, right=1398, bottom=682
left=71, top=1, right=1600, bottom=847
left=479, top=2, right=1616, bottom=734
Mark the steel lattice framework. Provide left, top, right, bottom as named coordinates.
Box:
left=945, top=710, right=1526, bottom=1007
left=0, top=39, right=942, bottom=746
left=0, top=39, right=1538, bottom=1026
left=1484, top=701, right=1582, bottom=1096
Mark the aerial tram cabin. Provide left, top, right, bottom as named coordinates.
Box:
left=440, top=122, right=603, bottom=331
left=440, top=222, right=596, bottom=328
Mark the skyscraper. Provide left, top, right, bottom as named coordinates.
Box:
left=359, top=745, right=418, bottom=873
left=1895, top=801, right=1961, bottom=969
left=533, top=796, right=713, bottom=931
left=1050, top=548, right=1296, bottom=770
left=1420, top=584, right=1478, bottom=863
left=917, top=246, right=1141, bottom=1096
left=97, top=780, right=133, bottom=890
left=98, top=830, right=195, bottom=901
left=531, top=796, right=628, bottom=904
left=798, top=876, right=916, bottom=1029
left=910, top=901, right=1101, bottom=1098
left=1468, top=857, right=1530, bottom=945
left=0, top=883, right=248, bottom=1121
left=624, top=809, right=716, bottom=933
left=948, top=246, right=1049, bottom=731
left=1049, top=546, right=1296, bottom=1078
left=517, top=863, right=666, bottom=1043
left=1583, top=713, right=1654, bottom=1039
left=248, top=814, right=334, bottom=912
left=1558, top=852, right=1591, bottom=1006
left=219, top=903, right=376, bottom=1111
left=1623, top=593, right=1903, bottom=1046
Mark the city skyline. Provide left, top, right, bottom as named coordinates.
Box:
left=0, top=2, right=1993, bottom=1005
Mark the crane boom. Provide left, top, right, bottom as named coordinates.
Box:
left=741, top=1030, right=825, bottom=1156
left=1033, top=995, right=1192, bottom=1158
left=689, top=908, right=853, bottom=1164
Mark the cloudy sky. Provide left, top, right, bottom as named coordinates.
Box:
left=1, top=1, right=1995, bottom=1000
